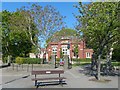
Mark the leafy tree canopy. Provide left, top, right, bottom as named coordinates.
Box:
left=1, top=10, right=38, bottom=58
left=46, top=28, right=79, bottom=43
left=75, top=2, right=120, bottom=80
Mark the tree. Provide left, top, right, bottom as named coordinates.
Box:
left=2, top=10, right=12, bottom=60
left=73, top=44, right=79, bottom=58
left=20, top=4, right=66, bottom=52
left=46, top=28, right=78, bottom=43
left=75, top=2, right=120, bottom=80
left=1, top=10, right=37, bottom=61
left=60, top=48, right=63, bottom=58
left=112, top=41, right=120, bottom=61
left=0, top=12, right=2, bottom=52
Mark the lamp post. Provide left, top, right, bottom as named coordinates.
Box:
left=55, top=55, right=57, bottom=68
left=67, top=42, right=70, bottom=69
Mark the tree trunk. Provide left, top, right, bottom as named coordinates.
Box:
left=7, top=55, right=11, bottom=66
left=27, top=64, right=29, bottom=72
left=97, top=54, right=101, bottom=80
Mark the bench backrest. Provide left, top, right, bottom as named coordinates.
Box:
left=32, top=70, right=64, bottom=75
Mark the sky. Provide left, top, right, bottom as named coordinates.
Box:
left=2, top=2, right=80, bottom=29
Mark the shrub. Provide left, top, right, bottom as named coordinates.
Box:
left=2, top=57, right=8, bottom=63
left=56, top=58, right=60, bottom=61
left=56, top=58, right=60, bottom=63
left=72, top=58, right=91, bottom=62
left=15, top=57, right=24, bottom=65
left=15, top=57, right=42, bottom=64
left=23, top=58, right=41, bottom=64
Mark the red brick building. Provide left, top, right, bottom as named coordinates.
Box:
left=46, top=37, right=93, bottom=60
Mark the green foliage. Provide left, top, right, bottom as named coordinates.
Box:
left=23, top=58, right=41, bottom=64
left=15, top=57, right=41, bottom=64
left=111, top=62, right=120, bottom=66
left=75, top=2, right=120, bottom=79
left=1, top=10, right=38, bottom=59
left=2, top=3, right=66, bottom=59
left=72, top=58, right=91, bottom=62
left=75, top=2, right=120, bottom=58
left=56, top=58, right=60, bottom=63
left=46, top=28, right=78, bottom=43
left=73, top=45, right=79, bottom=57
left=15, top=57, right=24, bottom=65
left=112, top=42, right=120, bottom=61
left=2, top=57, right=8, bottom=63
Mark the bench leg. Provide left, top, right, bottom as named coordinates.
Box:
left=35, top=80, right=37, bottom=86
left=59, top=79, right=63, bottom=87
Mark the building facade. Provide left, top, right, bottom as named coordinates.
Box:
left=46, top=37, right=93, bottom=60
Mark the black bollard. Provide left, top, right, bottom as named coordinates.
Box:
left=17, top=65, right=18, bottom=71
left=55, top=55, right=57, bottom=68
left=32, top=64, right=33, bottom=71
left=12, top=63, right=14, bottom=70
left=22, top=64, right=23, bottom=70
left=68, top=56, right=69, bottom=69
left=27, top=64, right=29, bottom=72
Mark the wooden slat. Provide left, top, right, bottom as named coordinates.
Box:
left=32, top=70, right=64, bottom=75
left=32, top=77, right=66, bottom=81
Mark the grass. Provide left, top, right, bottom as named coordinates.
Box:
left=72, top=60, right=120, bottom=67
left=111, top=62, right=120, bottom=66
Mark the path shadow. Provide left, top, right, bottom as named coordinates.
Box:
left=78, top=64, right=120, bottom=77
left=36, top=81, right=67, bottom=88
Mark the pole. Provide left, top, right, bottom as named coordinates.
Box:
left=55, top=55, right=57, bottom=68
left=68, top=55, right=69, bottom=69
left=32, top=64, right=33, bottom=71
left=27, top=64, right=29, bottom=72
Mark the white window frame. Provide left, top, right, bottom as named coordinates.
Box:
left=61, top=45, right=68, bottom=55
left=86, top=52, right=91, bottom=58
left=52, top=46, right=57, bottom=55
left=62, top=48, right=67, bottom=55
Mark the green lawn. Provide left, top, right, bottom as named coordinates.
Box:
left=72, top=60, right=120, bottom=67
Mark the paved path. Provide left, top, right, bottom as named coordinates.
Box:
left=1, top=64, right=119, bottom=88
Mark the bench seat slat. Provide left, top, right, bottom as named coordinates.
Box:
left=32, top=77, right=66, bottom=81
left=32, top=70, right=64, bottom=75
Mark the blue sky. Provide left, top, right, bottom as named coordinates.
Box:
left=2, top=2, right=79, bottom=29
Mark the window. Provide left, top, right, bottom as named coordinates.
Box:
left=61, top=45, right=68, bottom=55
left=62, top=48, right=67, bottom=55
left=86, top=52, right=91, bottom=58
left=52, top=46, right=57, bottom=55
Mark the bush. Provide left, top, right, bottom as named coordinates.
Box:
left=15, top=57, right=42, bottom=64
left=56, top=58, right=60, bottom=61
left=56, top=58, right=60, bottom=63
left=72, top=58, right=91, bottom=62
left=23, top=58, right=41, bottom=64
left=15, top=57, right=24, bottom=65
left=2, top=57, right=8, bottom=63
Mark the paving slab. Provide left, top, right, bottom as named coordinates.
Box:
left=1, top=64, right=119, bottom=88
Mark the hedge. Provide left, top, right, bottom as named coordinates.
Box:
left=15, top=57, right=42, bottom=64
left=15, top=57, right=24, bottom=64
left=72, top=58, right=91, bottom=62
left=111, top=62, right=120, bottom=66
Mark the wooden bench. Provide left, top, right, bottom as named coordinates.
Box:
left=31, top=70, right=66, bottom=88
